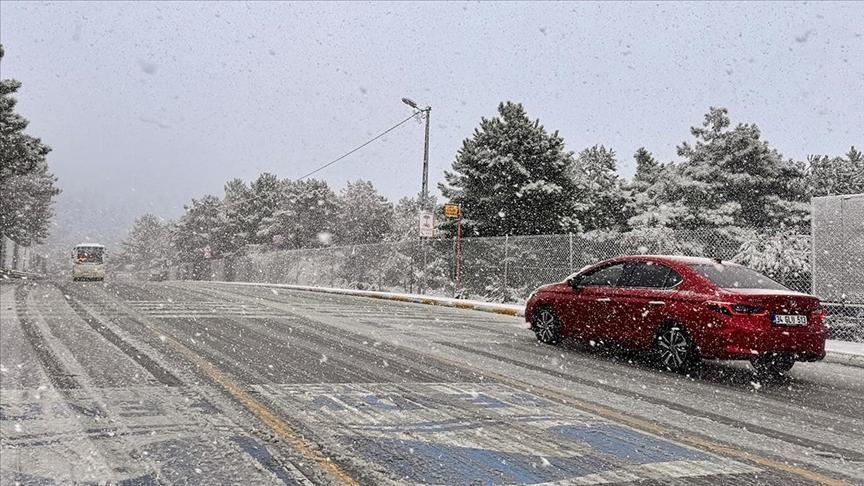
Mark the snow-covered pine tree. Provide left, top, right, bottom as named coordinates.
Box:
left=439, top=102, right=582, bottom=237
left=117, top=214, right=175, bottom=274
left=572, top=145, right=630, bottom=232
left=222, top=178, right=256, bottom=253
left=248, top=173, right=286, bottom=245
left=335, top=180, right=393, bottom=245
left=626, top=148, right=669, bottom=229
left=809, top=146, right=864, bottom=197
left=173, top=195, right=226, bottom=278
left=260, top=178, right=338, bottom=249
left=632, top=107, right=809, bottom=232
left=632, top=147, right=662, bottom=185
left=0, top=44, right=61, bottom=246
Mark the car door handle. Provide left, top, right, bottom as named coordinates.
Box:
left=648, top=301, right=665, bottom=306
left=596, top=298, right=611, bottom=302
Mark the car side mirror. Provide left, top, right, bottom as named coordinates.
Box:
left=568, top=276, right=583, bottom=290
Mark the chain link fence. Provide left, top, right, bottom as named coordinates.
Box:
left=201, top=225, right=863, bottom=342
left=812, top=194, right=864, bottom=342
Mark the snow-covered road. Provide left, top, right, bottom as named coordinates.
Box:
left=2, top=280, right=862, bottom=484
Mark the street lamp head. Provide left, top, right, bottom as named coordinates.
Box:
left=401, top=97, right=418, bottom=109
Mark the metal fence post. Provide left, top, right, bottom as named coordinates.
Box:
left=569, top=233, right=574, bottom=272
left=810, top=199, right=816, bottom=298
left=12, top=241, right=20, bottom=271
left=503, top=235, right=509, bottom=298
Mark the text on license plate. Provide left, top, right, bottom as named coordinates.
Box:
left=773, top=314, right=808, bottom=326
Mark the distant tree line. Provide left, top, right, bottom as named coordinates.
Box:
left=0, top=45, right=60, bottom=248
left=115, top=177, right=423, bottom=277
left=117, top=101, right=862, bottom=278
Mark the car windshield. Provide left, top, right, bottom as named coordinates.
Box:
left=2, top=2, right=862, bottom=484
left=690, top=263, right=790, bottom=291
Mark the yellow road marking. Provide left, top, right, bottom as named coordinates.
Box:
left=158, top=332, right=359, bottom=485
left=492, top=308, right=519, bottom=316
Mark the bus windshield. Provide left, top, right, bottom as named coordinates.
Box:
left=76, top=247, right=105, bottom=264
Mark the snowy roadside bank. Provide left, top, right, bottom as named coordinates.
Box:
left=202, top=280, right=864, bottom=368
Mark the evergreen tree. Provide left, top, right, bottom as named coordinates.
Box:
left=259, top=178, right=338, bottom=248
left=439, top=102, right=581, bottom=237
left=385, top=193, right=437, bottom=243
left=809, top=146, right=864, bottom=197
left=117, top=214, right=175, bottom=274
left=0, top=44, right=60, bottom=245
left=572, top=145, right=630, bottom=232
left=631, top=107, right=809, bottom=231
left=626, top=148, right=668, bottom=228
left=632, top=147, right=661, bottom=185
left=335, top=180, right=393, bottom=245
left=248, top=172, right=285, bottom=244
left=221, top=178, right=255, bottom=253
left=173, top=195, right=225, bottom=277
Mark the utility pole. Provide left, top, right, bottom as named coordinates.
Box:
left=421, top=106, right=431, bottom=205
left=402, top=98, right=431, bottom=208
left=403, top=97, right=433, bottom=294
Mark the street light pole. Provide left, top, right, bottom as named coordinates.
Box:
left=421, top=106, right=431, bottom=207
left=402, top=98, right=431, bottom=208
left=402, top=97, right=432, bottom=295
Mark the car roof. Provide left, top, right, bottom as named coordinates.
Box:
left=75, top=243, right=105, bottom=248
left=605, top=255, right=733, bottom=266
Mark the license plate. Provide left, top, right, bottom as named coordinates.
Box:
left=773, top=314, right=808, bottom=326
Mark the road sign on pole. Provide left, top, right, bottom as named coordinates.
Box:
left=418, top=211, right=435, bottom=238
left=444, top=203, right=460, bottom=218
left=443, top=203, right=463, bottom=297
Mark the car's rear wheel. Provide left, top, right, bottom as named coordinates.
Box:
left=751, top=354, right=795, bottom=377
left=653, top=324, right=697, bottom=373
left=533, top=306, right=561, bottom=345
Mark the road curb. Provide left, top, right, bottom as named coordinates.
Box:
left=205, top=280, right=525, bottom=317
left=201, top=280, right=864, bottom=368
left=822, top=349, right=864, bottom=369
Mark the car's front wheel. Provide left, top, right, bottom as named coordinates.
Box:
left=653, top=324, right=697, bottom=373
left=533, top=306, right=561, bottom=345
left=751, top=354, right=795, bottom=377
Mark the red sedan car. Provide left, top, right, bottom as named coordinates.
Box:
left=525, top=255, right=827, bottom=375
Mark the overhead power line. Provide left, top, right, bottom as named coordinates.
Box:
left=296, top=112, right=421, bottom=181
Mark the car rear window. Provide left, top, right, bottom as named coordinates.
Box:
left=689, top=263, right=789, bottom=291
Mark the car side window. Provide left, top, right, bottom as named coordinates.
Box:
left=580, top=263, right=625, bottom=287
left=663, top=269, right=683, bottom=288
left=620, top=261, right=679, bottom=289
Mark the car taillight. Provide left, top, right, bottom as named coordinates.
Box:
left=706, top=301, right=766, bottom=316
left=730, top=303, right=766, bottom=314
left=706, top=301, right=732, bottom=316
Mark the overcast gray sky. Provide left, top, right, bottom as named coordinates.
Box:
left=1, top=1, right=862, bottom=246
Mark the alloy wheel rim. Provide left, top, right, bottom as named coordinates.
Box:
left=536, top=310, right=556, bottom=341
left=658, top=328, right=688, bottom=368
